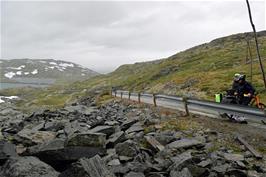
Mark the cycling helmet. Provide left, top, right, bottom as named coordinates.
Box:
left=234, top=73, right=245, bottom=82
left=234, top=73, right=241, bottom=81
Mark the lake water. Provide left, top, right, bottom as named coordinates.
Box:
left=0, top=78, right=55, bottom=90
left=0, top=82, right=50, bottom=90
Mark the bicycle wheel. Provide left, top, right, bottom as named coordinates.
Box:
left=258, top=103, right=265, bottom=109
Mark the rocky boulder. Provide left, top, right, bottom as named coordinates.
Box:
left=59, top=155, right=115, bottom=177
left=115, top=140, right=139, bottom=160
left=166, top=138, right=204, bottom=150
left=27, top=133, right=107, bottom=171
left=66, top=132, right=106, bottom=147
left=0, top=156, right=59, bottom=177
left=89, top=126, right=116, bottom=137
left=0, top=141, right=17, bottom=165
left=106, top=131, right=126, bottom=148
left=16, top=128, right=56, bottom=146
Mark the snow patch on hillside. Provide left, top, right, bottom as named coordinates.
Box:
left=4, top=72, right=16, bottom=79
left=7, top=65, right=25, bottom=70
left=49, top=62, right=57, bottom=65
left=0, top=96, right=19, bottom=104
left=16, top=71, right=22, bottom=75
left=31, top=69, right=38, bottom=75
left=59, top=63, right=74, bottom=67
left=24, top=72, right=29, bottom=75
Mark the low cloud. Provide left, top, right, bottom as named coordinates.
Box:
left=1, top=1, right=265, bottom=73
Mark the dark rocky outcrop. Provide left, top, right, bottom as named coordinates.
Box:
left=0, top=97, right=265, bottom=177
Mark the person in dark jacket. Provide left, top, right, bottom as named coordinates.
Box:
left=232, top=74, right=255, bottom=105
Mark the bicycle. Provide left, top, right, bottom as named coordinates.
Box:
left=217, top=90, right=265, bottom=124
left=250, top=94, right=265, bottom=109
left=249, top=94, right=266, bottom=124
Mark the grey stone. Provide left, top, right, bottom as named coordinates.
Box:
left=115, top=140, right=139, bottom=158
left=0, top=156, right=59, bottom=177
left=111, top=164, right=130, bottom=174
left=27, top=138, right=106, bottom=170
left=31, top=122, right=45, bottom=131
left=105, top=121, right=119, bottom=126
left=169, top=152, right=193, bottom=171
left=125, top=172, right=145, bottom=177
left=145, top=136, right=164, bottom=152
left=89, top=126, right=115, bottom=137
left=64, top=121, right=90, bottom=137
left=126, top=161, right=150, bottom=172
left=119, top=156, right=134, bottom=162
left=64, top=105, right=96, bottom=115
left=125, top=123, right=144, bottom=134
left=213, top=164, right=230, bottom=174
left=187, top=164, right=209, bottom=177
left=236, top=161, right=246, bottom=169
left=106, top=131, right=126, bottom=148
left=153, top=158, right=172, bottom=171
left=107, top=159, right=121, bottom=166
left=2, top=119, right=24, bottom=134
left=59, top=155, right=115, bottom=177
left=226, top=169, right=247, bottom=177
left=146, top=172, right=165, bottom=177
left=170, top=167, right=193, bottom=177
left=223, top=153, right=244, bottom=162
left=208, top=172, right=218, bottom=177
left=16, top=129, right=56, bottom=146
left=121, top=119, right=138, bottom=131
left=66, top=132, right=106, bottom=147
left=247, top=170, right=265, bottom=177
left=0, top=141, right=17, bottom=164
left=167, top=138, right=204, bottom=150
left=154, top=133, right=178, bottom=146
left=197, top=159, right=212, bottom=168
left=44, top=121, right=65, bottom=131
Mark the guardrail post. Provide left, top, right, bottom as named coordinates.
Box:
left=129, top=92, right=131, bottom=100
left=153, top=94, right=157, bottom=107
left=182, top=97, right=189, bottom=116
left=138, top=92, right=141, bottom=103
left=120, top=92, right=123, bottom=99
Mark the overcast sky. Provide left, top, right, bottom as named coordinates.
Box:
left=1, top=0, right=265, bottom=73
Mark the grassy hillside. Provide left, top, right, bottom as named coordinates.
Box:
left=79, top=31, right=266, bottom=99
left=1, top=31, right=266, bottom=111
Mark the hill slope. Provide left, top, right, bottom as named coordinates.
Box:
left=2, top=31, right=266, bottom=110
left=77, top=31, right=266, bottom=99
left=0, top=59, right=99, bottom=84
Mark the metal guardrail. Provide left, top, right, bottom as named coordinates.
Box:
left=112, top=90, right=266, bottom=124
left=187, top=99, right=265, bottom=117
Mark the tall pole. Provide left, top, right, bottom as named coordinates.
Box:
left=246, top=0, right=266, bottom=88
left=246, top=39, right=253, bottom=83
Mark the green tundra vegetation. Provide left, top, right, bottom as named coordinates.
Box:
left=1, top=31, right=266, bottom=111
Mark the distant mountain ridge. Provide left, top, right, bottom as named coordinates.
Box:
left=0, top=59, right=99, bottom=84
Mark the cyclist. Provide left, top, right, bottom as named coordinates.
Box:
left=232, top=74, right=255, bottom=106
